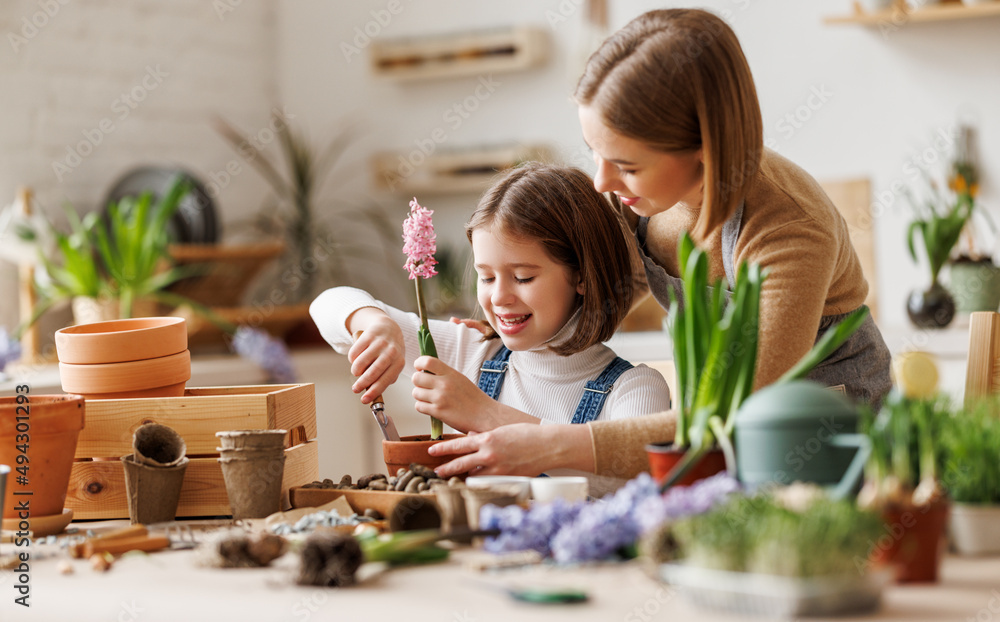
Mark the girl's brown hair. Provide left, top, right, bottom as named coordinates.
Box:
left=574, top=8, right=763, bottom=240
left=466, top=162, right=636, bottom=356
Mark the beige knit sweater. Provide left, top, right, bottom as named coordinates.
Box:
left=588, top=149, right=869, bottom=478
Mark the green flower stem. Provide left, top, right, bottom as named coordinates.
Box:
left=415, top=278, right=443, bottom=440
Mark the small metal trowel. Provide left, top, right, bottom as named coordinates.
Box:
left=368, top=391, right=400, bottom=442
left=353, top=330, right=401, bottom=441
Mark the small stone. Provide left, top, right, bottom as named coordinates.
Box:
left=57, top=560, right=74, bottom=575
left=339, top=474, right=353, bottom=487
left=357, top=473, right=387, bottom=489
left=394, top=470, right=415, bottom=491
left=417, top=481, right=429, bottom=492
left=90, top=554, right=112, bottom=572
left=387, top=477, right=397, bottom=487
left=448, top=477, right=462, bottom=487
left=367, top=480, right=388, bottom=491
left=363, top=508, right=383, bottom=520
left=396, top=467, right=407, bottom=477
left=409, top=464, right=438, bottom=480
left=322, top=478, right=334, bottom=486
left=404, top=476, right=425, bottom=493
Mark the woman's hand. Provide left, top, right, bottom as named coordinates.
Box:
left=411, top=355, right=515, bottom=432
left=346, top=308, right=405, bottom=404
left=428, top=423, right=596, bottom=478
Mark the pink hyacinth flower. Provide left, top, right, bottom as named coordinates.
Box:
left=402, top=197, right=438, bottom=280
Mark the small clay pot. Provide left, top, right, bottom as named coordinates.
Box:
left=133, top=423, right=187, bottom=468
left=216, top=429, right=288, bottom=451
left=59, top=350, right=191, bottom=399
left=55, top=317, right=187, bottom=364
left=645, top=444, right=727, bottom=487
left=382, top=434, right=465, bottom=476
left=870, top=498, right=949, bottom=583
left=0, top=394, right=85, bottom=518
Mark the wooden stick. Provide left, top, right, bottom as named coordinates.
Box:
left=83, top=534, right=171, bottom=557
left=16, top=187, right=41, bottom=365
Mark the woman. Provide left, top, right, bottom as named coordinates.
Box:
left=429, top=8, right=891, bottom=480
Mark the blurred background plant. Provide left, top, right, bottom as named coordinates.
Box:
left=939, top=396, right=1000, bottom=506
left=15, top=176, right=197, bottom=333
left=213, top=112, right=399, bottom=306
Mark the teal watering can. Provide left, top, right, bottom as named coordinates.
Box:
left=733, top=381, right=870, bottom=500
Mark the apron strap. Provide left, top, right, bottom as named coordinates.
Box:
left=570, top=357, right=634, bottom=424
left=477, top=344, right=512, bottom=400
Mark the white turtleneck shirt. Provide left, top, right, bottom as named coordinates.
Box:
left=310, top=287, right=671, bottom=425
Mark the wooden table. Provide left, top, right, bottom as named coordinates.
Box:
left=2, top=522, right=998, bottom=622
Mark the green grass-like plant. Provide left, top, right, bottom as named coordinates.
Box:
left=662, top=232, right=868, bottom=490
left=940, top=398, right=1000, bottom=505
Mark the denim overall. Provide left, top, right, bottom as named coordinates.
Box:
left=635, top=204, right=891, bottom=407
left=477, top=345, right=635, bottom=424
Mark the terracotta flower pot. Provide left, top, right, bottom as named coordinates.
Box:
left=382, top=434, right=465, bottom=477
left=56, top=317, right=187, bottom=364
left=59, top=350, right=191, bottom=399
left=646, top=443, right=728, bottom=487
left=0, top=394, right=85, bottom=518
left=869, top=498, right=949, bottom=583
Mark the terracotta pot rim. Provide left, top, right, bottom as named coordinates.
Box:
left=56, top=317, right=187, bottom=364
left=0, top=394, right=85, bottom=433
left=645, top=442, right=722, bottom=454
left=59, top=350, right=191, bottom=394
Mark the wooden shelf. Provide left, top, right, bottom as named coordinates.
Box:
left=370, top=25, right=548, bottom=82
left=826, top=0, right=1000, bottom=25
left=372, top=143, right=553, bottom=196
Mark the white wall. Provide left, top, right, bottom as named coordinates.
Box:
left=0, top=0, right=278, bottom=333
left=276, top=0, right=1000, bottom=329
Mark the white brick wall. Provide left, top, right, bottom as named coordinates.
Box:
left=0, top=0, right=278, bottom=333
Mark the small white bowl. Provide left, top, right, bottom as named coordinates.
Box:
left=465, top=476, right=532, bottom=502
left=530, top=476, right=589, bottom=504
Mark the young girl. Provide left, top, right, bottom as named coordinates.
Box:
left=429, top=8, right=892, bottom=480
left=310, top=163, right=670, bottom=444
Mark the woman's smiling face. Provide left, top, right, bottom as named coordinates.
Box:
left=472, top=228, right=582, bottom=351
left=578, top=104, right=703, bottom=217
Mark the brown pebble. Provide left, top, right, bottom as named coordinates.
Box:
left=417, top=481, right=429, bottom=492
left=396, top=467, right=407, bottom=477
left=409, top=464, right=438, bottom=480
left=339, top=474, right=353, bottom=487
left=90, top=554, right=112, bottom=572
left=367, top=480, right=388, bottom=491
left=363, top=508, right=383, bottom=520
left=357, top=473, right=386, bottom=489
left=395, top=470, right=415, bottom=491
left=322, top=478, right=334, bottom=486
left=404, top=476, right=425, bottom=493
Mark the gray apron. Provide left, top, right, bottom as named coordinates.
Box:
left=636, top=206, right=891, bottom=408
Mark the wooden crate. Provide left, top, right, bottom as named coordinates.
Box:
left=65, top=384, right=319, bottom=520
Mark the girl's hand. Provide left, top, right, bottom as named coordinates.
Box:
left=427, top=423, right=595, bottom=478
left=347, top=309, right=405, bottom=404
left=411, top=355, right=498, bottom=432
left=449, top=316, right=491, bottom=335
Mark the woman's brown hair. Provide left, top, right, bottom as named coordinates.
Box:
left=574, top=8, right=763, bottom=240
left=466, top=162, right=636, bottom=356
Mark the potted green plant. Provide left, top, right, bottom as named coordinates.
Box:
left=858, top=351, right=949, bottom=583
left=946, top=125, right=1000, bottom=314
left=903, top=159, right=978, bottom=328
left=17, top=175, right=195, bottom=331
left=650, top=232, right=867, bottom=490
left=939, top=396, right=1000, bottom=555
left=213, top=113, right=399, bottom=306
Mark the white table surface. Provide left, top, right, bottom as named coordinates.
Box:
left=1, top=523, right=997, bottom=622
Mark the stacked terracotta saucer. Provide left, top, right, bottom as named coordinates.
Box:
left=56, top=317, right=190, bottom=399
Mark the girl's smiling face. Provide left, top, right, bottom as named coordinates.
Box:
left=472, top=228, right=583, bottom=351
left=578, top=104, right=703, bottom=217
